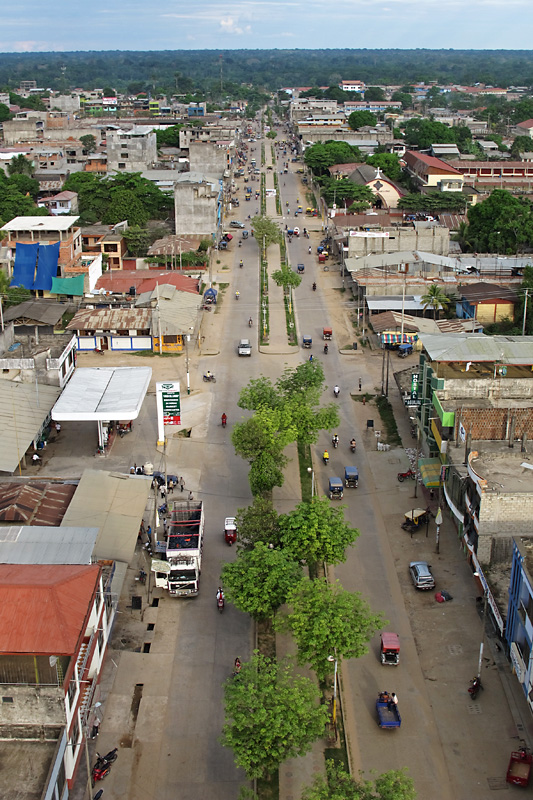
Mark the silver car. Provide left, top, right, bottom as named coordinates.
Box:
left=409, top=561, right=435, bottom=590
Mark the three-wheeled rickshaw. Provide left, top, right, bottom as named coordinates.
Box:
left=318, top=253, right=327, bottom=264
left=506, top=747, right=532, bottom=787
left=329, top=477, right=344, bottom=500
left=401, top=508, right=430, bottom=532
left=344, top=466, right=359, bottom=488
left=224, top=517, right=237, bottom=546
left=302, top=335, right=312, bottom=348
left=323, top=327, right=332, bottom=341
left=380, top=632, right=400, bottom=666
left=297, top=263, right=305, bottom=273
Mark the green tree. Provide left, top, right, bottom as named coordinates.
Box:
left=7, top=154, right=34, bottom=176
left=299, top=87, right=323, bottom=99
left=271, top=264, right=302, bottom=293
left=302, top=762, right=416, bottom=800
left=221, top=652, right=329, bottom=779
left=7, top=173, right=39, bottom=199
left=514, top=266, right=533, bottom=335
left=0, top=103, right=10, bottom=122
left=234, top=496, right=281, bottom=551
left=366, top=153, right=402, bottom=182
left=102, top=87, right=116, bottom=97
left=221, top=543, right=303, bottom=620
left=251, top=214, right=282, bottom=250
left=398, top=192, right=467, bottom=213
left=403, top=118, right=456, bottom=149
left=364, top=86, right=386, bottom=101
left=320, top=178, right=374, bottom=208
left=304, top=141, right=362, bottom=176
left=323, top=86, right=351, bottom=102
left=266, top=130, right=277, bottom=139
left=421, top=284, right=451, bottom=320
left=280, top=578, right=383, bottom=680
left=348, top=110, right=377, bottom=130
left=391, top=92, right=412, bottom=110
left=155, top=124, right=183, bottom=148
left=0, top=179, right=47, bottom=226
left=511, top=135, right=533, bottom=158
left=79, top=134, right=97, bottom=153
left=278, top=496, right=358, bottom=567
left=465, top=189, right=533, bottom=254
left=102, top=188, right=148, bottom=226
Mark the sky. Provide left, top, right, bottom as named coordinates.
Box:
left=1, top=0, right=531, bottom=52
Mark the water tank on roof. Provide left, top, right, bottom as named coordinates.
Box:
left=129, top=286, right=136, bottom=296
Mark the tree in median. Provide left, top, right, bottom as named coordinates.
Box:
left=278, top=495, right=358, bottom=567
left=251, top=214, right=282, bottom=250
left=271, top=264, right=302, bottom=293
left=279, top=577, right=384, bottom=680
left=302, top=761, right=416, bottom=800
left=221, top=652, right=329, bottom=779
left=221, top=542, right=303, bottom=620
left=234, top=496, right=281, bottom=551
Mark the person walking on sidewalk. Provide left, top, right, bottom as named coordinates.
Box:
left=188, top=490, right=194, bottom=501
left=359, top=377, right=362, bottom=391
left=180, top=477, right=185, bottom=492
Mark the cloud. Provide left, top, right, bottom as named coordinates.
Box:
left=219, top=17, right=251, bottom=34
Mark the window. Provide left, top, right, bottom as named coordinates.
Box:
left=120, top=153, right=129, bottom=159
left=67, top=679, right=77, bottom=708
left=118, top=163, right=126, bottom=169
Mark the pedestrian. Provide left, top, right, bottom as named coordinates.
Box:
left=180, top=477, right=185, bottom=493
left=359, top=377, right=362, bottom=392
left=32, top=452, right=41, bottom=464
left=55, top=422, right=61, bottom=434
left=163, top=518, right=168, bottom=536
left=160, top=483, right=166, bottom=499
left=188, top=490, right=194, bottom=501
left=147, top=525, right=152, bottom=540
left=168, top=478, right=174, bottom=494
left=391, top=692, right=398, bottom=705
left=91, top=717, right=100, bottom=739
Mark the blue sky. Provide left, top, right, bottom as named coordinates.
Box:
left=0, top=0, right=529, bottom=52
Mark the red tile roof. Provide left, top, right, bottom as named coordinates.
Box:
left=516, top=119, right=533, bottom=129
left=405, top=151, right=462, bottom=175
left=0, top=564, right=100, bottom=655
left=95, top=270, right=200, bottom=296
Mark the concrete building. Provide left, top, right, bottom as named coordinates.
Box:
left=188, top=141, right=233, bottom=179
left=507, top=537, right=533, bottom=712
left=404, top=151, right=464, bottom=193
left=41, top=190, right=79, bottom=216
left=106, top=127, right=157, bottom=172
left=49, top=94, right=81, bottom=114
left=414, top=333, right=533, bottom=566
left=174, top=175, right=222, bottom=236
left=1, top=216, right=82, bottom=277
left=343, top=223, right=450, bottom=258
left=2, top=115, right=45, bottom=144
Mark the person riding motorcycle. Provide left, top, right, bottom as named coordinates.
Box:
left=221, top=413, right=227, bottom=427
left=323, top=450, right=329, bottom=464
left=248, top=317, right=253, bottom=327
left=239, top=259, right=243, bottom=268
left=217, top=587, right=225, bottom=602
left=324, top=344, right=329, bottom=354
left=235, top=290, right=240, bottom=300
left=350, top=438, right=357, bottom=451
left=312, top=282, right=317, bottom=291
left=332, top=433, right=339, bottom=447
left=333, top=385, right=340, bottom=397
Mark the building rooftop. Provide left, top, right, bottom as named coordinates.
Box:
left=421, top=333, right=533, bottom=365
left=2, top=300, right=67, bottom=326
left=0, top=481, right=76, bottom=526
left=1, top=216, right=79, bottom=232
left=449, top=441, right=533, bottom=495
left=0, top=525, right=97, bottom=564
left=0, top=563, right=100, bottom=655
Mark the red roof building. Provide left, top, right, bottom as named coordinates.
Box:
left=0, top=563, right=112, bottom=790
left=403, top=151, right=464, bottom=193
left=95, top=269, right=199, bottom=296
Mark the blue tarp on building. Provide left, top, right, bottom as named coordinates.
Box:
left=10, top=243, right=38, bottom=288
left=33, top=242, right=60, bottom=291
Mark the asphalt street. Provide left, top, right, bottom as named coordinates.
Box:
left=62, top=117, right=533, bottom=800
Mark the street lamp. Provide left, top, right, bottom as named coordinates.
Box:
left=307, top=466, right=315, bottom=498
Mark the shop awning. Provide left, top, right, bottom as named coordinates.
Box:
left=418, top=457, right=442, bottom=487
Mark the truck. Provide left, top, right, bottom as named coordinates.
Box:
left=152, top=500, right=204, bottom=597
left=376, top=692, right=401, bottom=728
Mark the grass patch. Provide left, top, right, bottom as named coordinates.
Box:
left=131, top=350, right=179, bottom=358
left=374, top=395, right=402, bottom=446
left=352, top=392, right=373, bottom=404
left=297, top=441, right=312, bottom=502
left=283, top=295, right=297, bottom=345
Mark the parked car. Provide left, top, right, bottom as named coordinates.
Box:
left=230, top=221, right=246, bottom=229
left=409, top=561, right=435, bottom=590
left=238, top=339, right=252, bottom=356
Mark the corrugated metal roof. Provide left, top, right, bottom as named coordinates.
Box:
left=0, top=482, right=76, bottom=526
left=52, top=367, right=151, bottom=421
left=0, top=382, right=61, bottom=474
left=0, top=526, right=97, bottom=564
left=421, top=333, right=533, bottom=364
left=67, top=307, right=152, bottom=331
left=61, top=470, right=151, bottom=564
left=367, top=296, right=425, bottom=312
left=3, top=300, right=66, bottom=326
left=149, top=288, right=201, bottom=335
left=0, top=563, right=100, bottom=655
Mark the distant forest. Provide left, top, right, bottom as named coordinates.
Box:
left=1, top=49, right=533, bottom=94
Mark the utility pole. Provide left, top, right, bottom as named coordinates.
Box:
left=522, top=288, right=529, bottom=336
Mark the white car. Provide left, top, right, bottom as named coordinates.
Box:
left=238, top=339, right=252, bottom=356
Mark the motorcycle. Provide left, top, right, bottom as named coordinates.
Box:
left=397, top=469, right=416, bottom=482
left=95, top=748, right=118, bottom=767
left=248, top=317, right=253, bottom=327
left=332, top=436, right=339, bottom=449
left=232, top=658, right=242, bottom=678
left=323, top=452, right=329, bottom=465
left=333, top=386, right=340, bottom=398
left=324, top=344, right=328, bottom=355
left=92, top=764, right=110, bottom=785
left=221, top=414, right=227, bottom=428
left=350, top=440, right=356, bottom=453
left=468, top=676, right=483, bottom=699
left=94, top=348, right=105, bottom=356
left=235, top=292, right=240, bottom=301
left=312, top=282, right=317, bottom=291
left=203, top=374, right=216, bottom=383
left=217, top=593, right=225, bottom=613
left=239, top=260, right=243, bottom=268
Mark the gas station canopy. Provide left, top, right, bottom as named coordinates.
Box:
left=52, top=367, right=152, bottom=421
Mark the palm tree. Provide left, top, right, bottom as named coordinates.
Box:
left=421, top=284, right=450, bottom=320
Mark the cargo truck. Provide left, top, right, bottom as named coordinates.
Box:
left=153, top=500, right=204, bottom=597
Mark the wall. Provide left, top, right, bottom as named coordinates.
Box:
left=107, top=131, right=157, bottom=172
left=441, top=377, right=533, bottom=402
left=174, top=182, right=219, bottom=235
left=455, top=406, right=533, bottom=440
left=476, top=300, right=514, bottom=323
left=478, top=492, right=533, bottom=563
left=347, top=226, right=449, bottom=257
left=188, top=141, right=229, bottom=178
